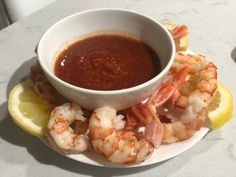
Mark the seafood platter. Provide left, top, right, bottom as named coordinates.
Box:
left=8, top=9, right=233, bottom=167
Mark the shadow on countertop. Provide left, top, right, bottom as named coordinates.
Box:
left=0, top=57, right=219, bottom=177
left=231, top=46, right=236, bottom=63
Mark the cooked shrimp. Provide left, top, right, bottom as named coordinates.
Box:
left=127, top=67, right=188, bottom=146
left=31, top=62, right=65, bottom=108
left=157, top=53, right=218, bottom=143
left=169, top=25, right=188, bottom=51
left=89, top=106, right=155, bottom=164
left=171, top=25, right=188, bottom=41
left=48, top=103, right=89, bottom=154
left=129, top=53, right=217, bottom=144
left=128, top=103, right=164, bottom=146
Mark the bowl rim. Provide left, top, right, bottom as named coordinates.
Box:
left=37, top=8, right=176, bottom=95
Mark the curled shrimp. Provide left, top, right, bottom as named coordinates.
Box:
left=47, top=103, right=89, bottom=154
left=88, top=106, right=156, bottom=164
left=31, top=62, right=65, bottom=108
left=157, top=53, right=218, bottom=143
left=128, top=52, right=217, bottom=144
left=127, top=66, right=188, bottom=146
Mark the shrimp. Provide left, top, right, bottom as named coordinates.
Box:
left=157, top=53, right=218, bottom=143
left=128, top=66, right=189, bottom=146
left=88, top=106, right=156, bottom=164
left=129, top=53, right=217, bottom=144
left=169, top=25, right=188, bottom=51
left=30, top=62, right=65, bottom=108
left=47, top=103, right=89, bottom=154
left=171, top=25, right=188, bottom=41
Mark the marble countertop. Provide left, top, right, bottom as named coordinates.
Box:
left=0, top=0, right=236, bottom=176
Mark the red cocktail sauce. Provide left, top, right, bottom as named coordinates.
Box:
left=54, top=34, right=161, bottom=90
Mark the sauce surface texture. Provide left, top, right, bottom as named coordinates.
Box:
left=54, top=34, right=161, bottom=90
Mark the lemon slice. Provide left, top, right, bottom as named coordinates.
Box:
left=208, top=83, right=233, bottom=129
left=162, top=22, right=188, bottom=51
left=8, top=80, right=52, bottom=137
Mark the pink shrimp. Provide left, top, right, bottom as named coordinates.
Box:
left=127, top=66, right=189, bottom=146
left=158, top=53, right=217, bottom=143
left=88, top=106, right=156, bottom=164
left=31, top=62, right=66, bottom=108
left=129, top=51, right=218, bottom=144
left=171, top=25, right=188, bottom=41
left=47, top=103, right=89, bottom=154
left=168, top=25, right=188, bottom=51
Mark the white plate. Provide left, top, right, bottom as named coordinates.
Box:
left=41, top=127, right=209, bottom=168
left=41, top=49, right=210, bottom=168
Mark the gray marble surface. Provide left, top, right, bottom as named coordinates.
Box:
left=0, top=0, right=236, bottom=176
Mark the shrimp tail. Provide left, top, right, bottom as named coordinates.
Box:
left=171, top=25, right=188, bottom=40
left=130, top=104, right=164, bottom=146
left=147, top=84, right=176, bottom=107
left=145, top=119, right=164, bottom=147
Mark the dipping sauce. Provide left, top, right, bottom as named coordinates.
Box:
left=54, top=34, right=161, bottom=90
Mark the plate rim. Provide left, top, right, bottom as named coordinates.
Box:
left=40, top=127, right=209, bottom=168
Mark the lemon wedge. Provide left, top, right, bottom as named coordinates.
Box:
left=8, top=80, right=52, bottom=137
left=208, top=83, right=233, bottom=129
left=162, top=22, right=188, bottom=51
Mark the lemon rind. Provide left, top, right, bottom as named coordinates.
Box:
left=8, top=80, right=47, bottom=137
left=208, top=84, right=233, bottom=129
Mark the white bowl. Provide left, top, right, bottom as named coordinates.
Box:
left=37, top=8, right=175, bottom=110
